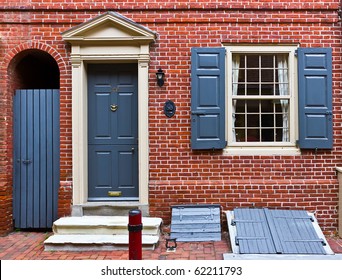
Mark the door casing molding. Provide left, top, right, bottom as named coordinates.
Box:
left=62, top=12, right=156, bottom=208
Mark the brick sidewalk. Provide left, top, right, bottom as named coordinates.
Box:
left=0, top=231, right=230, bottom=260
left=1, top=231, right=341, bottom=260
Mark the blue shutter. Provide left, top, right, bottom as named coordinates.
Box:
left=191, top=48, right=226, bottom=149
left=298, top=48, right=333, bottom=149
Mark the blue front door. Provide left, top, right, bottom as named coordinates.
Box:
left=88, top=64, right=138, bottom=201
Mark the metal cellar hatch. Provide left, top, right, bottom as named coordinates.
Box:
left=170, top=204, right=221, bottom=242
left=226, top=208, right=332, bottom=255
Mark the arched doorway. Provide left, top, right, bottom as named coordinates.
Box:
left=12, top=49, right=60, bottom=229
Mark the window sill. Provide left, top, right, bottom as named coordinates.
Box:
left=223, top=146, right=301, bottom=156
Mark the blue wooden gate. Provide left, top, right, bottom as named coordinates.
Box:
left=13, top=89, right=60, bottom=229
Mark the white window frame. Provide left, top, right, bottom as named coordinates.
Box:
left=224, top=45, right=300, bottom=155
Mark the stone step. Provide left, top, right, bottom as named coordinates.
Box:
left=52, top=216, right=162, bottom=235
left=72, top=202, right=149, bottom=217
left=44, top=234, right=159, bottom=251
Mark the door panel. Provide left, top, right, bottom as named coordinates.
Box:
left=13, top=89, right=60, bottom=229
left=117, top=145, right=138, bottom=191
left=88, top=65, right=138, bottom=146
left=88, top=145, right=138, bottom=200
left=88, top=64, right=138, bottom=200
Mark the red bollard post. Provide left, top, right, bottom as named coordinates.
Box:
left=128, top=209, right=142, bottom=260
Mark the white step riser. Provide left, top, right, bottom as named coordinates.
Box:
left=53, top=226, right=160, bottom=235
left=45, top=244, right=157, bottom=251
left=53, top=216, right=162, bottom=235
left=44, top=234, right=159, bottom=251
left=45, top=216, right=162, bottom=251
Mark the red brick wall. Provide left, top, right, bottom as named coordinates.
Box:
left=0, top=1, right=341, bottom=235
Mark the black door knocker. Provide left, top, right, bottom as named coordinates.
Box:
left=164, top=100, right=176, bottom=118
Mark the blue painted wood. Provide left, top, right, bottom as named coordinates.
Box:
left=88, top=64, right=138, bottom=146
left=33, top=90, right=40, bottom=228
left=13, top=89, right=60, bottom=228
left=298, top=48, right=333, bottom=149
left=39, top=91, right=47, bottom=226
left=88, top=64, right=138, bottom=200
left=233, top=208, right=276, bottom=254
left=265, top=209, right=326, bottom=254
left=88, top=145, right=138, bottom=200
left=170, top=204, right=221, bottom=241
left=13, top=91, right=21, bottom=228
left=20, top=90, right=28, bottom=228
left=233, top=208, right=326, bottom=254
left=191, top=48, right=226, bottom=149
left=26, top=90, right=34, bottom=228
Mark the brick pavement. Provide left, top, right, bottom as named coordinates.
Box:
left=1, top=231, right=341, bottom=260
left=0, top=231, right=230, bottom=260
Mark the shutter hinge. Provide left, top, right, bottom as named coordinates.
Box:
left=294, top=49, right=298, bottom=56
left=296, top=140, right=299, bottom=147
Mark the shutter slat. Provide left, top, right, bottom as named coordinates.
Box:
left=191, top=48, right=226, bottom=149
left=298, top=48, right=333, bottom=149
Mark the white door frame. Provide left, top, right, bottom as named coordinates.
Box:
left=62, top=12, right=156, bottom=209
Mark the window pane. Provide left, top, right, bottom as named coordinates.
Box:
left=261, top=55, right=274, bottom=68
left=237, top=84, right=245, bottom=95
left=261, top=114, right=274, bottom=127
left=247, top=114, right=259, bottom=127
left=276, top=128, right=283, bottom=141
left=261, top=129, right=274, bottom=142
left=275, top=100, right=288, bottom=112
left=261, top=100, right=274, bottom=113
left=261, top=84, right=274, bottom=95
left=235, top=129, right=246, bottom=142
left=231, top=53, right=291, bottom=144
left=247, top=100, right=259, bottom=113
left=239, top=55, right=245, bottom=67
left=261, top=69, right=274, bottom=82
left=238, top=69, right=245, bottom=81
left=276, top=113, right=285, bottom=127
left=246, top=83, right=259, bottom=95
left=247, top=69, right=259, bottom=82
left=235, top=100, right=245, bottom=113
left=246, top=129, right=259, bottom=142
left=246, top=55, right=259, bottom=68
left=235, top=114, right=245, bottom=127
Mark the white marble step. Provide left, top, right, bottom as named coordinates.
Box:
left=52, top=216, right=162, bottom=235
left=44, top=234, right=159, bottom=251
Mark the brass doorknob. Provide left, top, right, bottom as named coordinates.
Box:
left=110, top=104, right=118, bottom=112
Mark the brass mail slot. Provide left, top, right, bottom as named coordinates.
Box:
left=108, top=191, right=122, bottom=197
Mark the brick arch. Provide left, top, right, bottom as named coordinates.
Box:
left=0, top=41, right=68, bottom=235
left=4, top=41, right=67, bottom=77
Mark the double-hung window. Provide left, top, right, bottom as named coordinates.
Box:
left=227, top=46, right=297, bottom=154
left=190, top=46, right=333, bottom=153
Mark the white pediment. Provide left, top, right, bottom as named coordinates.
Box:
left=62, top=12, right=156, bottom=43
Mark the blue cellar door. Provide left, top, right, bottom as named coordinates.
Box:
left=88, top=64, right=138, bottom=201
left=13, top=89, right=60, bottom=229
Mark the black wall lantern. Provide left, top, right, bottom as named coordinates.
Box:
left=156, top=68, right=165, bottom=87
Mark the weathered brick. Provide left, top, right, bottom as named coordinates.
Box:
left=0, top=0, right=341, bottom=235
